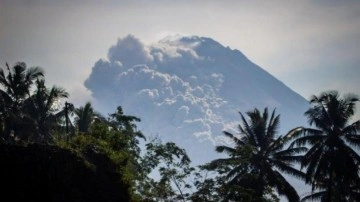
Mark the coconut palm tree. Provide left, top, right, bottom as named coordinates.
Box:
left=74, top=102, right=93, bottom=133
left=209, top=108, right=306, bottom=202
left=288, top=91, right=360, bottom=201
left=74, top=102, right=104, bottom=133
left=22, top=79, right=69, bottom=142
left=0, top=62, right=44, bottom=140
left=0, top=62, right=44, bottom=106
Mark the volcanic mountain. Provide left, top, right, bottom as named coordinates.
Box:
left=85, top=35, right=309, bottom=164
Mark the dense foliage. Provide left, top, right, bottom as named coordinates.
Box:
left=0, top=62, right=359, bottom=202
left=0, top=143, right=131, bottom=202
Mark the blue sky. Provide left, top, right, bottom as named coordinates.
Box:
left=1, top=0, right=359, bottom=118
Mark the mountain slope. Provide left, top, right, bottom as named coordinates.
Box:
left=85, top=35, right=309, bottom=164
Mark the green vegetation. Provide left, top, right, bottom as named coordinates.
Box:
left=0, top=62, right=359, bottom=202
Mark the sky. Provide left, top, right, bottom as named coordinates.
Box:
left=1, top=0, right=360, bottom=118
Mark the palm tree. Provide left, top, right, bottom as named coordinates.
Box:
left=0, top=62, right=44, bottom=106
left=22, top=79, right=69, bottom=142
left=209, top=108, right=306, bottom=202
left=0, top=62, right=44, bottom=140
left=74, top=102, right=103, bottom=133
left=288, top=91, right=360, bottom=201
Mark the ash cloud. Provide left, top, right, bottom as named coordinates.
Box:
left=108, top=35, right=154, bottom=66
left=85, top=34, right=308, bottom=164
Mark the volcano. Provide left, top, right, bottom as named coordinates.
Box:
left=85, top=35, right=309, bottom=164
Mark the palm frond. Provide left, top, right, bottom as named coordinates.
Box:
left=311, top=152, right=331, bottom=187
left=301, top=191, right=327, bottom=202
left=25, top=66, right=44, bottom=82
left=342, top=93, right=359, bottom=121
left=215, top=145, right=237, bottom=155
left=289, top=133, right=325, bottom=148
left=225, top=165, right=247, bottom=182
left=207, top=158, right=236, bottom=170
left=239, top=111, right=256, bottom=145
left=302, top=144, right=324, bottom=184
left=45, top=86, right=68, bottom=112
left=272, top=155, right=304, bottom=165
left=223, top=131, right=246, bottom=146
left=248, top=108, right=266, bottom=149
left=0, top=68, right=11, bottom=90
left=301, top=142, right=323, bottom=166
left=343, top=121, right=360, bottom=148
left=284, top=127, right=304, bottom=144
left=306, top=92, right=333, bottom=131
left=264, top=165, right=300, bottom=201
left=341, top=145, right=360, bottom=168
left=271, top=159, right=305, bottom=180
left=266, top=108, right=280, bottom=140
left=274, top=147, right=308, bottom=157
